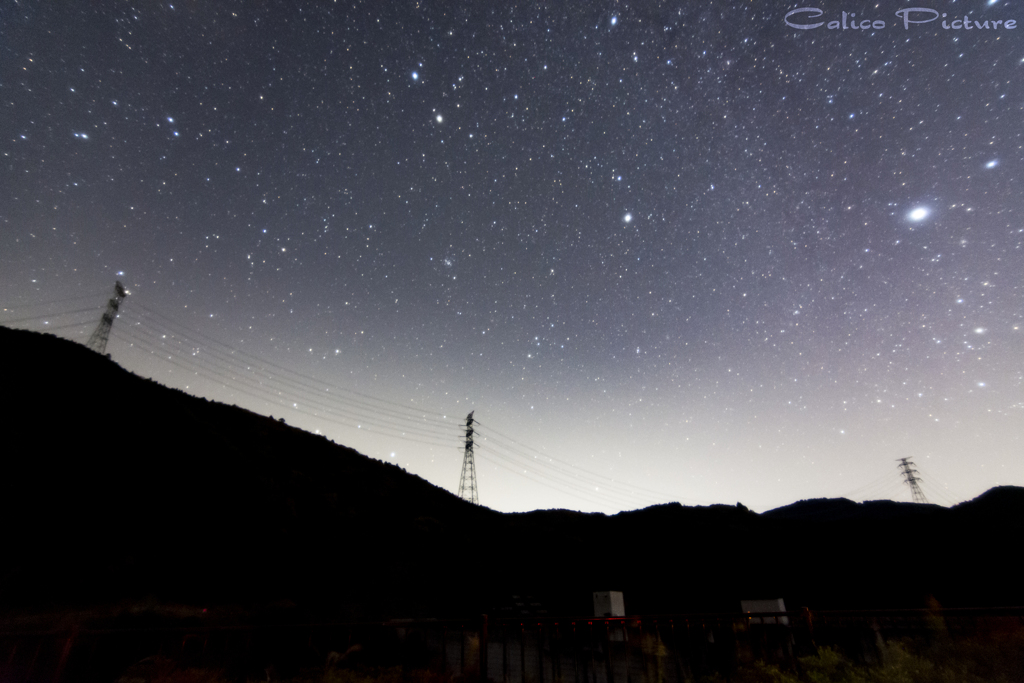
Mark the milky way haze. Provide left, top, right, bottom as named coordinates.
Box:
left=2, top=1, right=1022, bottom=513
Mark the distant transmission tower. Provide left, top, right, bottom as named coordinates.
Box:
left=458, top=411, right=479, bottom=504
left=86, top=280, right=127, bottom=355
left=897, top=458, right=929, bottom=504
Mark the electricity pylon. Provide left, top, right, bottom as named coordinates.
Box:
left=458, top=411, right=478, bottom=504
left=87, top=280, right=127, bottom=355
left=897, top=458, right=928, bottom=504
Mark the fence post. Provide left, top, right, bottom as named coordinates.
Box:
left=572, top=622, right=580, bottom=683
left=604, top=622, right=615, bottom=683
left=503, top=622, right=509, bottom=683
left=554, top=623, right=562, bottom=683
left=638, top=620, right=649, bottom=683
left=53, top=626, right=78, bottom=683
left=26, top=639, right=43, bottom=681
left=520, top=623, right=526, bottom=683
left=802, top=607, right=815, bottom=650
left=538, top=624, right=544, bottom=683
left=540, top=622, right=548, bottom=683
left=669, top=620, right=685, bottom=683
left=481, top=615, right=489, bottom=683
left=618, top=622, right=626, bottom=683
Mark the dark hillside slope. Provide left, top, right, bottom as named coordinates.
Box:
left=2, top=326, right=1022, bottom=622
left=1, top=326, right=498, bottom=619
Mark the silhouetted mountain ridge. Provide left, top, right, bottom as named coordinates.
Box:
left=2, top=326, right=1022, bottom=624
left=761, top=497, right=948, bottom=523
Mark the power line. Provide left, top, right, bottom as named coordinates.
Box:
left=0, top=290, right=109, bottom=311
left=0, top=289, right=704, bottom=512
left=95, top=297, right=708, bottom=512
left=908, top=462, right=961, bottom=507
left=116, top=315, right=458, bottom=442
left=474, top=419, right=701, bottom=504
left=118, top=305, right=458, bottom=434
left=112, top=323, right=460, bottom=446
left=472, top=428, right=666, bottom=510
left=477, top=444, right=653, bottom=510
left=0, top=306, right=105, bottom=326
left=125, top=301, right=453, bottom=421
left=113, top=311, right=660, bottom=510
left=111, top=324, right=460, bottom=449
left=475, top=446, right=641, bottom=510
left=476, top=441, right=664, bottom=509
left=842, top=472, right=905, bottom=501
left=33, top=320, right=98, bottom=333
left=118, top=316, right=652, bottom=510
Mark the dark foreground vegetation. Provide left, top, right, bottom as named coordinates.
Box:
left=6, top=607, right=1023, bottom=683
left=110, top=638, right=1024, bottom=683
left=101, top=612, right=1024, bottom=683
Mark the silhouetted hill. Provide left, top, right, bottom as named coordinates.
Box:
left=1, top=326, right=498, bottom=620
left=761, top=497, right=947, bottom=523
left=2, top=326, right=1022, bottom=626
left=951, top=484, right=1024, bottom=518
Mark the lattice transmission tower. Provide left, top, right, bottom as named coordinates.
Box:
left=86, top=280, right=127, bottom=355
left=458, top=411, right=478, bottom=504
left=897, top=457, right=929, bottom=504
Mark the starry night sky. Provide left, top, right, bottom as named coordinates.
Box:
left=3, top=1, right=1022, bottom=513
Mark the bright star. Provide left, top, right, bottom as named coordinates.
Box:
left=985, top=160, right=998, bottom=169
left=623, top=213, right=632, bottom=223
left=411, top=72, right=418, bottom=80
